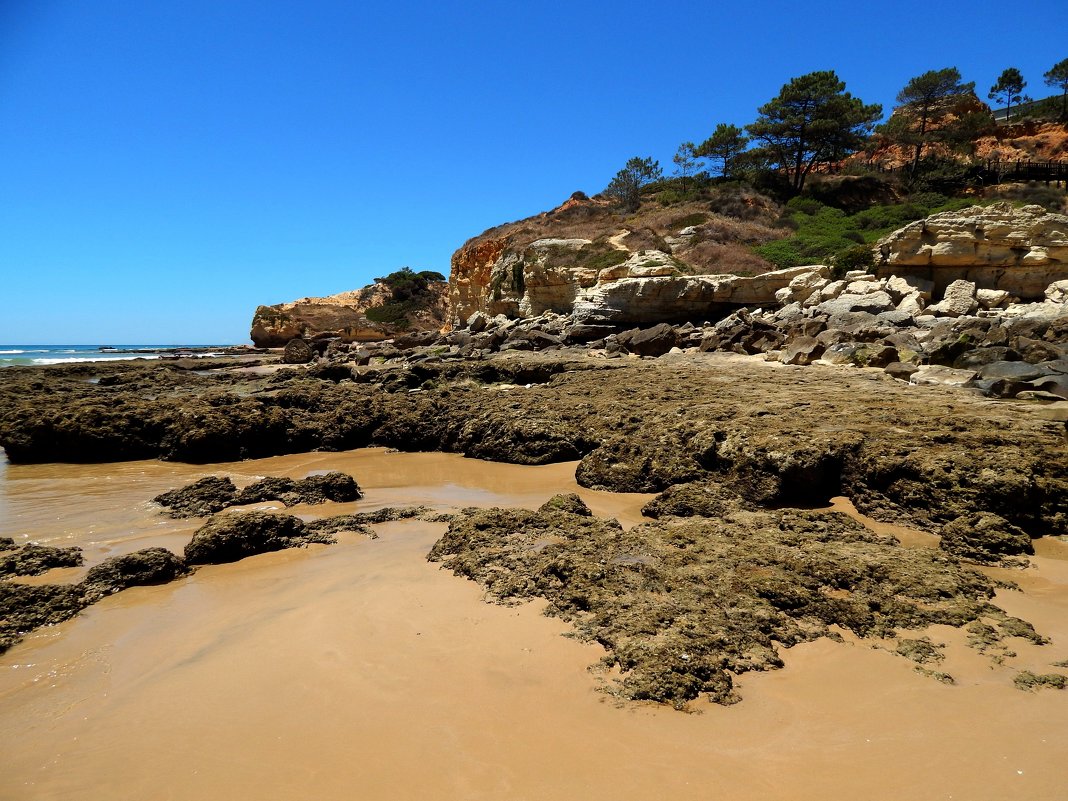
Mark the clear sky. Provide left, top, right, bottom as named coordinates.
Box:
left=2, top=0, right=1066, bottom=344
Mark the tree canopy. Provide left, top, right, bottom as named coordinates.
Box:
left=746, top=71, right=881, bottom=194
left=1045, top=57, right=1068, bottom=119
left=889, top=68, right=975, bottom=171
left=696, top=123, right=749, bottom=178
left=604, top=157, right=662, bottom=212
left=988, top=67, right=1028, bottom=117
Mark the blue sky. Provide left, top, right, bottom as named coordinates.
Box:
left=2, top=0, right=1066, bottom=344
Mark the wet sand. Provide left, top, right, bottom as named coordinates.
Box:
left=2, top=449, right=1067, bottom=800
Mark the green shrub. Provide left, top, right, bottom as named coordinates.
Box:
left=668, top=212, right=709, bottom=230
left=753, top=239, right=806, bottom=269
left=786, top=196, right=826, bottom=216
left=833, top=244, right=876, bottom=274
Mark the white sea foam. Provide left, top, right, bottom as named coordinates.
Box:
left=0, top=350, right=26, bottom=354
left=30, top=355, right=161, bottom=365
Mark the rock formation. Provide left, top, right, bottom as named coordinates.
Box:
left=876, top=203, right=1068, bottom=300
left=250, top=278, right=448, bottom=347
left=449, top=191, right=785, bottom=325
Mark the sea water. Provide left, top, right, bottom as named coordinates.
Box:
left=0, top=345, right=221, bottom=368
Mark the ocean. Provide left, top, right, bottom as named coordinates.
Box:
left=0, top=345, right=224, bottom=368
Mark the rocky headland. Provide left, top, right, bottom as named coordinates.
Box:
left=250, top=268, right=448, bottom=347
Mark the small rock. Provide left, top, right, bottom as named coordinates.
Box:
left=779, top=336, right=825, bottom=366
left=884, top=362, right=919, bottom=381
left=976, top=288, right=1010, bottom=310
left=83, top=548, right=191, bottom=598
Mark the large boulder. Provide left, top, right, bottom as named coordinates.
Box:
left=876, top=203, right=1068, bottom=300
left=617, top=323, right=680, bottom=356
left=184, top=512, right=334, bottom=565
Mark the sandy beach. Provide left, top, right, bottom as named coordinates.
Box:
left=2, top=446, right=1067, bottom=800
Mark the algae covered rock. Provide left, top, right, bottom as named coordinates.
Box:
left=430, top=503, right=1011, bottom=708
left=0, top=582, right=88, bottom=654
left=537, top=493, right=592, bottom=516
left=640, top=481, right=748, bottom=519
left=0, top=543, right=84, bottom=577
left=83, top=548, right=192, bottom=598
left=939, top=512, right=1033, bottom=564
left=290, top=472, right=362, bottom=504
left=154, top=476, right=238, bottom=518
left=184, top=512, right=334, bottom=565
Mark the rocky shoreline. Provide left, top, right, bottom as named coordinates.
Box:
left=2, top=293, right=1067, bottom=704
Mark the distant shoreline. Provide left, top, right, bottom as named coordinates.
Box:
left=0, top=344, right=268, bottom=368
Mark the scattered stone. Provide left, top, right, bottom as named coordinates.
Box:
left=1046, top=280, right=1068, bottom=304
left=618, top=324, right=680, bottom=357
left=1014, top=671, right=1067, bottom=691
left=884, top=362, right=919, bottom=381
left=929, top=280, right=978, bottom=318
left=910, top=365, right=978, bottom=387
left=779, top=336, right=825, bottom=366
left=976, top=288, right=1010, bottom=310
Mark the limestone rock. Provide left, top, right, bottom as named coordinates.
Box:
left=876, top=203, right=1068, bottom=300
left=1047, top=280, right=1068, bottom=304
left=929, top=280, right=978, bottom=318
left=886, top=274, right=934, bottom=302
left=250, top=280, right=449, bottom=347
left=816, top=291, right=895, bottom=317
left=780, top=336, right=825, bottom=366
left=910, top=365, right=978, bottom=387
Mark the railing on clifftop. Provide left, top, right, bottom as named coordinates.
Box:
left=809, top=159, right=1068, bottom=186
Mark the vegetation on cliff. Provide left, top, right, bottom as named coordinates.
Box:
left=364, top=267, right=447, bottom=327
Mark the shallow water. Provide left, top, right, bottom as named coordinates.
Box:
left=2, top=449, right=1067, bottom=800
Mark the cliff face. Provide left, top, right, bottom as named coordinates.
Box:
left=250, top=281, right=448, bottom=347
left=876, top=202, right=1068, bottom=299
left=449, top=192, right=785, bottom=325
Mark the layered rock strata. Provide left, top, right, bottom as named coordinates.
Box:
left=876, top=203, right=1068, bottom=300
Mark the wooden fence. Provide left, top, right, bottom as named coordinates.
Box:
left=811, top=159, right=1068, bottom=185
